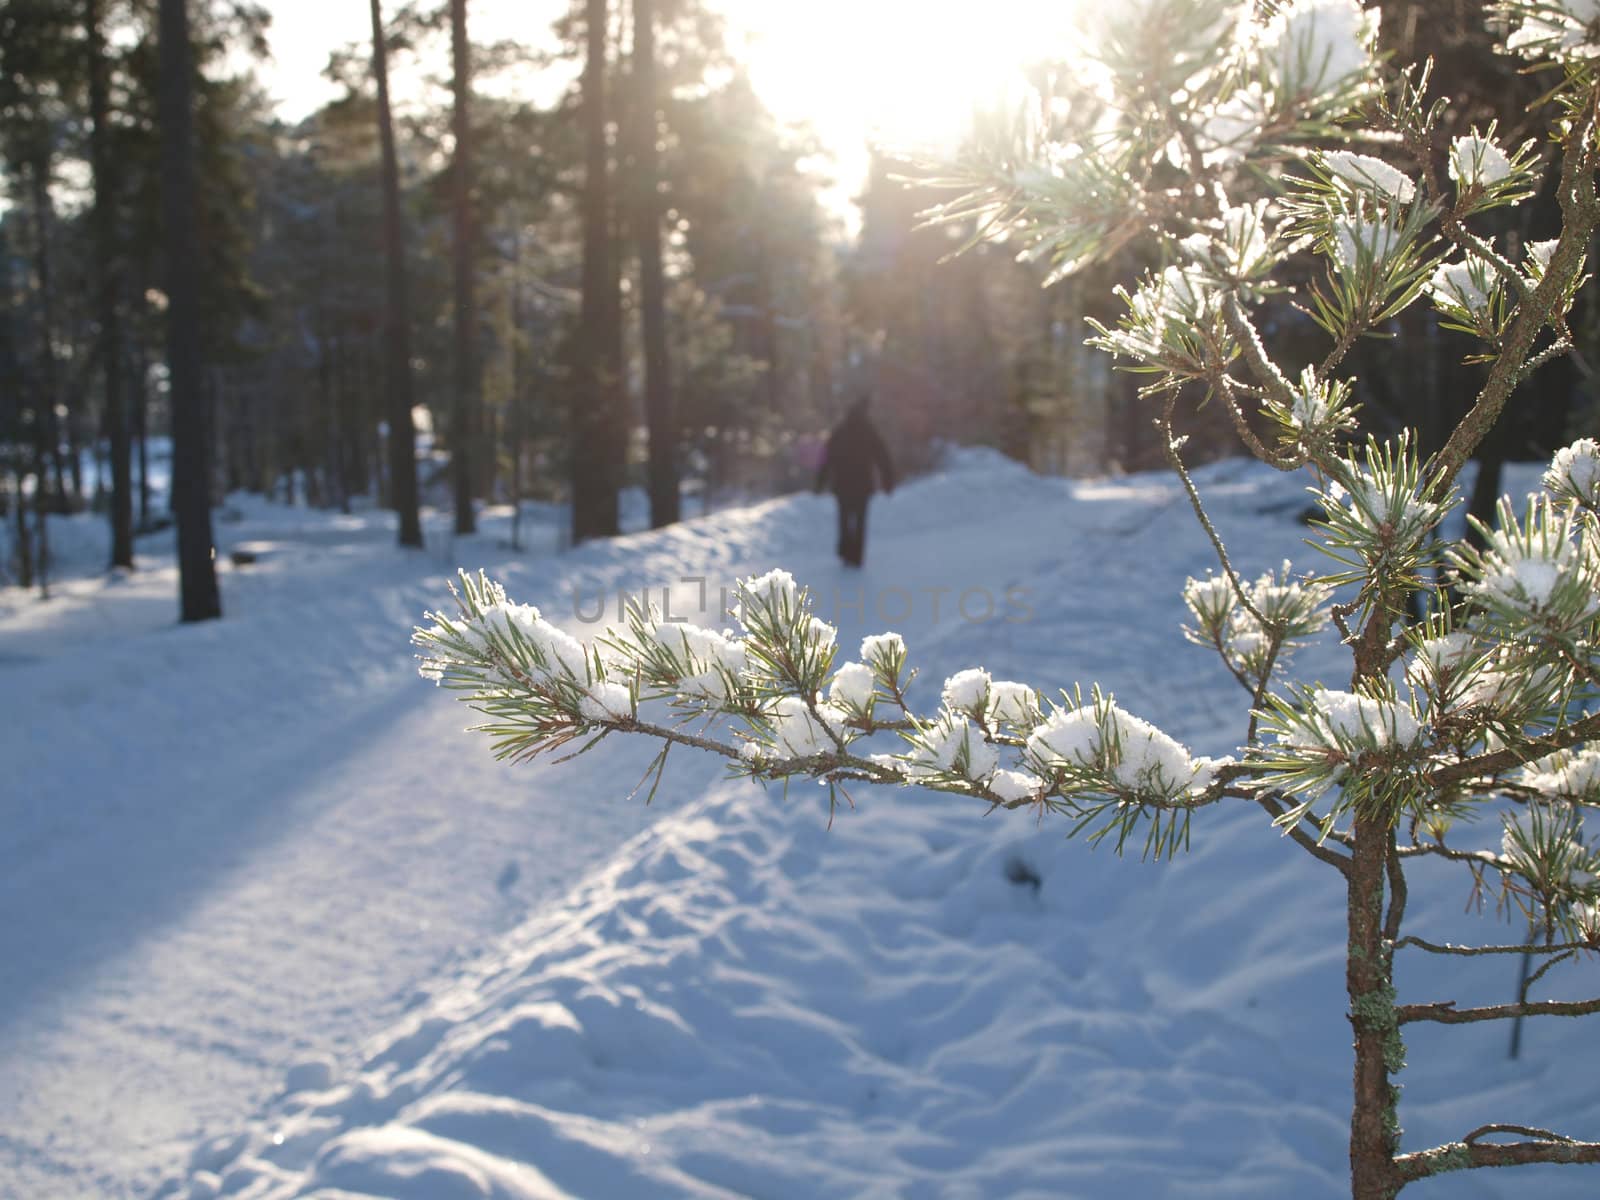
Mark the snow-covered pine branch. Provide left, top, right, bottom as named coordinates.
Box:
left=416, top=569, right=1237, bottom=858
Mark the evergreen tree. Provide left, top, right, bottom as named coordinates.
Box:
left=370, top=0, right=423, bottom=549
left=449, top=0, right=478, bottom=536
left=571, top=0, right=625, bottom=543
left=630, top=0, right=677, bottom=529
left=86, top=0, right=133, bottom=569
left=160, top=0, right=220, bottom=622
left=419, top=4, right=1600, bottom=1194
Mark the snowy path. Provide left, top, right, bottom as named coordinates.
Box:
left=0, top=466, right=1092, bottom=1198
left=0, top=504, right=698, bottom=1198
left=6, top=455, right=1598, bottom=1199
left=0, top=461, right=1201, bottom=1198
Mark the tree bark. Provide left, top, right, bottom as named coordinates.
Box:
left=572, top=0, right=625, bottom=543
left=159, top=0, right=221, bottom=621
left=1347, top=812, right=1404, bottom=1198
left=88, top=0, right=133, bottom=568
left=133, top=321, right=149, bottom=528
left=27, top=159, right=65, bottom=519
left=509, top=222, right=528, bottom=552
left=449, top=0, right=478, bottom=535
left=12, top=456, right=33, bottom=589
left=630, top=0, right=676, bottom=528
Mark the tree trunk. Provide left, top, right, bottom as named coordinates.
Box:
left=12, top=459, right=33, bottom=590
left=160, top=0, right=221, bottom=622
left=571, top=0, right=624, bottom=543
left=509, top=224, right=528, bottom=552
left=88, top=0, right=133, bottom=568
left=630, top=0, right=676, bottom=528
left=366, top=0, right=421, bottom=550
left=449, top=0, right=478, bottom=535
left=64, top=390, right=83, bottom=508
left=133, top=324, right=150, bottom=528
left=1347, top=812, right=1403, bottom=1199
left=27, top=159, right=64, bottom=521
left=31, top=372, right=51, bottom=599
left=331, top=335, right=352, bottom=513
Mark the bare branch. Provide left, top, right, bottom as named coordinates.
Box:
left=1423, top=708, right=1600, bottom=788
left=1221, top=293, right=1299, bottom=410
left=1160, top=400, right=1270, bottom=631
left=1397, top=1130, right=1600, bottom=1182
left=1383, top=838, right=1408, bottom=942
left=1394, top=936, right=1594, bottom=957
left=1396, top=995, right=1600, bottom=1025
left=1522, top=949, right=1578, bottom=1002
left=1254, top=793, right=1351, bottom=873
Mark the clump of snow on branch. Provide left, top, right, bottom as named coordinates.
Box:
left=763, top=696, right=851, bottom=760
left=649, top=621, right=749, bottom=701
left=990, top=768, right=1044, bottom=803
left=1456, top=496, right=1600, bottom=631
left=1545, top=438, right=1600, bottom=509
left=1504, top=0, right=1600, bottom=61
left=1320, top=151, right=1416, bottom=203
left=579, top=680, right=634, bottom=722
left=1525, top=238, right=1562, bottom=282
left=1428, top=258, right=1497, bottom=320
left=1403, top=631, right=1476, bottom=698
left=1184, top=563, right=1331, bottom=683
left=860, top=631, right=908, bottom=690
left=1260, top=0, right=1380, bottom=100
left=1183, top=199, right=1280, bottom=284
left=1304, top=688, right=1424, bottom=749
left=1448, top=131, right=1513, bottom=189
left=1330, top=209, right=1404, bottom=275
left=941, top=668, right=992, bottom=716
left=986, top=680, right=1042, bottom=731
left=902, top=712, right=999, bottom=783
left=1260, top=367, right=1357, bottom=451
left=1025, top=695, right=1225, bottom=802
left=1499, top=802, right=1600, bottom=909
left=1194, top=86, right=1268, bottom=166
left=1523, top=748, right=1600, bottom=805
left=828, top=661, right=878, bottom=713
left=1312, top=440, right=1451, bottom=591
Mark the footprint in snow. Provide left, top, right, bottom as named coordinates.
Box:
left=1004, top=855, right=1042, bottom=894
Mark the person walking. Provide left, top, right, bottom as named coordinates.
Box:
left=814, top=398, right=895, bottom=567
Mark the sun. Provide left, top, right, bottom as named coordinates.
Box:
left=734, top=0, right=1080, bottom=161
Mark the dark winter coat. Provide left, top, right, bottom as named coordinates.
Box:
left=815, top=407, right=895, bottom=499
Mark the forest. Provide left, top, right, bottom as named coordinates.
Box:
left=0, top=0, right=1093, bottom=619
left=2, top=0, right=1591, bottom=621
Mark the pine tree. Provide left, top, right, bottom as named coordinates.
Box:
left=86, top=0, right=133, bottom=570
left=419, top=3, right=1600, bottom=1194
left=449, top=0, right=478, bottom=536
left=630, top=0, right=677, bottom=529
left=160, top=0, right=220, bottom=622
left=370, top=0, right=423, bottom=549
left=570, top=0, right=625, bottom=543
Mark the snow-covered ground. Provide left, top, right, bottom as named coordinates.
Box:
left=3, top=451, right=1597, bottom=1199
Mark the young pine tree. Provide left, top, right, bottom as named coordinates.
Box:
left=418, top=2, right=1600, bottom=1194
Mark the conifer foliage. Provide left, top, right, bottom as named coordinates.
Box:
left=419, top=2, right=1600, bottom=1193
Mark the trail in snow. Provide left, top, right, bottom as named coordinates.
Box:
left=6, top=453, right=1598, bottom=1200
left=0, top=461, right=1099, bottom=1197
left=3, top=497, right=701, bottom=1198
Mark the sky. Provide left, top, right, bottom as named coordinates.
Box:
left=259, top=0, right=1077, bottom=205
